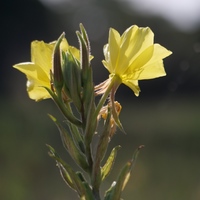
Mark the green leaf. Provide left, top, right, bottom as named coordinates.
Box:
left=69, top=122, right=85, bottom=154
left=47, top=145, right=94, bottom=199
left=107, top=145, right=144, bottom=199
left=101, top=145, right=121, bottom=181
left=104, top=181, right=116, bottom=200
left=108, top=161, right=131, bottom=200
left=48, top=114, right=89, bottom=172
left=46, top=144, right=75, bottom=190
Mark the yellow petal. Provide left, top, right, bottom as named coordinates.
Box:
left=127, top=27, right=154, bottom=62
left=122, top=79, right=140, bottom=96
left=26, top=77, right=51, bottom=101
left=69, top=46, right=80, bottom=60
left=138, top=44, right=172, bottom=80
left=60, top=38, right=69, bottom=51
left=31, top=41, right=54, bottom=74
left=13, top=63, right=50, bottom=84
left=117, top=26, right=154, bottom=75
left=138, top=60, right=166, bottom=80
left=125, top=45, right=155, bottom=79
left=13, top=63, right=50, bottom=101
left=108, top=28, right=121, bottom=72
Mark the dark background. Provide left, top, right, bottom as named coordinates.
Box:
left=1, top=0, right=200, bottom=199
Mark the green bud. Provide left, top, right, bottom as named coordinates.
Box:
left=76, top=25, right=90, bottom=71
left=52, top=33, right=65, bottom=96
left=62, top=51, right=82, bottom=111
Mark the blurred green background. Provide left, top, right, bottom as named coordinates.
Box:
left=1, top=0, right=200, bottom=199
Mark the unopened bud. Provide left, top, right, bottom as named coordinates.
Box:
left=52, top=33, right=65, bottom=96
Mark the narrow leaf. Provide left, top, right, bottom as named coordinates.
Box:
left=101, top=145, right=121, bottom=181
left=109, top=161, right=131, bottom=200
left=47, top=145, right=93, bottom=199
left=108, top=145, right=144, bottom=199
left=48, top=114, right=89, bottom=172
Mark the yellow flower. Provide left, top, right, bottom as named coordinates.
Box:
left=13, top=38, right=79, bottom=101
left=102, top=25, right=172, bottom=96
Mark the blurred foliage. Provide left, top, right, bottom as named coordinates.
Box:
left=1, top=0, right=200, bottom=199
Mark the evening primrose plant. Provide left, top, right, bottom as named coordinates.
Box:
left=13, top=24, right=172, bottom=200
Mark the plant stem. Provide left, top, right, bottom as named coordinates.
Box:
left=93, top=188, right=101, bottom=200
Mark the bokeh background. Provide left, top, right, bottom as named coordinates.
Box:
left=1, top=0, right=200, bottom=199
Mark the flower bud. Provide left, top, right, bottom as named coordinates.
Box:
left=52, top=33, right=65, bottom=96
left=62, top=51, right=82, bottom=111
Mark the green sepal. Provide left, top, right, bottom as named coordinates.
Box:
left=49, top=114, right=89, bottom=172
left=62, top=51, right=82, bottom=111
left=44, top=86, right=82, bottom=127
left=101, top=145, right=121, bottom=181
left=47, top=145, right=93, bottom=199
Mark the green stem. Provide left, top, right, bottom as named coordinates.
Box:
left=92, top=188, right=101, bottom=200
